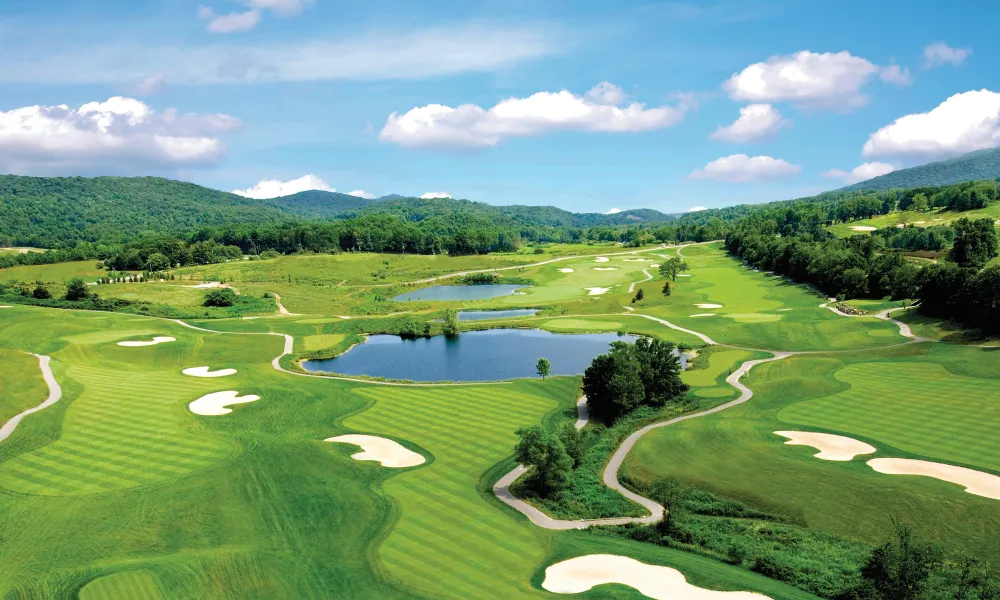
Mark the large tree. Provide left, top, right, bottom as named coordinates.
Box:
left=582, top=339, right=687, bottom=424
left=513, top=426, right=573, bottom=498
left=658, top=257, right=690, bottom=281
left=948, top=218, right=998, bottom=269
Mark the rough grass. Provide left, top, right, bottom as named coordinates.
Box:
left=827, top=204, right=1000, bottom=237
left=0, top=260, right=103, bottom=283
left=624, top=342, right=1000, bottom=566
left=0, top=349, right=47, bottom=427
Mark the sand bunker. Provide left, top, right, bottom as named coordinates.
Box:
left=594, top=267, right=619, bottom=271
left=183, top=366, right=238, bottom=378
left=775, top=431, right=876, bottom=461
left=543, top=555, right=771, bottom=600
left=190, top=282, right=224, bottom=289
left=117, top=336, right=176, bottom=347
left=650, top=264, right=660, bottom=268
left=677, top=274, right=692, bottom=277
left=868, top=459, right=1000, bottom=500
left=586, top=287, right=611, bottom=296
left=696, top=303, right=723, bottom=309
left=189, top=391, right=260, bottom=416
left=325, top=435, right=425, bottom=468
left=690, top=314, right=716, bottom=317
left=559, top=268, right=575, bottom=273
left=594, top=257, right=610, bottom=263
left=777, top=308, right=793, bottom=312
left=0, top=306, right=11, bottom=309
left=851, top=226, right=877, bottom=232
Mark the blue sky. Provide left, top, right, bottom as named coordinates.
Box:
left=0, top=0, right=997, bottom=213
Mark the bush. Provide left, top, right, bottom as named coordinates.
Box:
left=65, top=278, right=89, bottom=301
left=32, top=284, right=52, bottom=300
left=260, top=249, right=281, bottom=259
left=203, top=288, right=238, bottom=307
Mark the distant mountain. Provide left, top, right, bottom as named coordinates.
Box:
left=267, top=190, right=379, bottom=217
left=377, top=194, right=405, bottom=201
left=840, top=148, right=1000, bottom=192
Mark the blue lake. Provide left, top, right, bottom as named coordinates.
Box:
left=458, top=309, right=538, bottom=321
left=391, top=284, right=525, bottom=302
left=302, top=329, right=638, bottom=382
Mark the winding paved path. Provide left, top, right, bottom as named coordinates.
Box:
left=0, top=354, right=63, bottom=442
left=628, top=269, right=654, bottom=294
left=820, top=300, right=929, bottom=342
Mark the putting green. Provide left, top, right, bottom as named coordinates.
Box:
left=302, top=334, right=347, bottom=352
left=79, top=570, right=164, bottom=600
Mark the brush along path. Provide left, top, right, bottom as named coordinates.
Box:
left=820, top=301, right=929, bottom=342
left=0, top=354, right=62, bottom=442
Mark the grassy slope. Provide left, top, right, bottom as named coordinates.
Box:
left=639, top=244, right=903, bottom=351
left=0, top=349, right=47, bottom=427
left=624, top=342, right=1000, bottom=565
left=0, top=260, right=103, bottom=283
left=827, top=203, right=1000, bottom=237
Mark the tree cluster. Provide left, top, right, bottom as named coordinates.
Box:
left=582, top=338, right=688, bottom=424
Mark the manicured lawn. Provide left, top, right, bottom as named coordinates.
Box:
left=827, top=204, right=1000, bottom=237
left=0, top=349, right=47, bottom=427
left=624, top=342, right=1000, bottom=565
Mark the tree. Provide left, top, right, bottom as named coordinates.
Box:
left=841, top=267, right=869, bottom=299
left=203, top=287, right=238, bottom=307
left=949, top=218, right=998, bottom=269
left=513, top=426, right=573, bottom=498
left=32, top=284, right=52, bottom=299
left=659, top=257, right=690, bottom=281
left=536, top=357, right=551, bottom=379
left=582, top=339, right=686, bottom=424
left=442, top=309, right=460, bottom=336
left=559, top=423, right=584, bottom=468
left=662, top=281, right=672, bottom=296
left=841, top=523, right=942, bottom=600
left=65, top=278, right=89, bottom=301
left=146, top=252, right=170, bottom=272
left=910, top=193, right=929, bottom=212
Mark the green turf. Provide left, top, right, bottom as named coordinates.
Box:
left=79, top=570, right=165, bottom=600
left=624, top=342, right=1000, bottom=565
left=0, top=260, right=103, bottom=283
left=0, top=349, right=47, bottom=427
left=826, top=204, right=1000, bottom=237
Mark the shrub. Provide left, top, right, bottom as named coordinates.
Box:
left=65, top=278, right=89, bottom=301
left=203, top=288, right=238, bottom=307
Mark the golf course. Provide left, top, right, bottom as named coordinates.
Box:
left=1, top=239, right=997, bottom=600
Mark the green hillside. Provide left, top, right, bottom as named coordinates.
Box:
left=266, top=190, right=380, bottom=217
left=840, top=148, right=1000, bottom=191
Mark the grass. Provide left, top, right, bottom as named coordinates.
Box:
left=624, top=342, right=1000, bottom=566
left=79, top=570, right=165, bottom=600
left=640, top=244, right=905, bottom=351
left=0, top=260, right=103, bottom=283
left=0, top=349, right=47, bottom=427
left=302, top=334, right=346, bottom=352
left=827, top=204, right=1000, bottom=237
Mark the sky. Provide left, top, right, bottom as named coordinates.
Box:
left=0, top=0, right=998, bottom=214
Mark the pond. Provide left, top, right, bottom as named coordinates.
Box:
left=391, top=284, right=525, bottom=302
left=458, top=309, right=538, bottom=321
left=302, top=329, right=638, bottom=382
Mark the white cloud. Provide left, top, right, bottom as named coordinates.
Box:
left=688, top=154, right=801, bottom=183
left=133, top=72, right=166, bottom=95
left=606, top=207, right=622, bottom=214
left=245, top=0, right=314, bottom=16
left=862, top=90, right=1000, bottom=160
left=880, top=64, right=913, bottom=86
left=710, top=103, right=790, bottom=143
left=420, top=192, right=452, bottom=199
left=723, top=51, right=879, bottom=109
left=380, top=83, right=691, bottom=149
left=924, top=42, right=971, bottom=69
left=586, top=82, right=626, bottom=106
left=687, top=206, right=708, bottom=212
left=199, top=8, right=262, bottom=34
left=823, top=162, right=897, bottom=184
left=3, top=26, right=558, bottom=84
left=347, top=190, right=376, bottom=199
left=232, top=174, right=334, bottom=199
left=0, top=96, right=238, bottom=176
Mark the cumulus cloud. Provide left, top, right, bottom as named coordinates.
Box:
left=232, top=174, right=334, bottom=199
left=606, top=208, right=622, bottom=214
left=710, top=103, right=790, bottom=143
left=924, top=42, right=971, bottom=68
left=420, top=192, right=452, bottom=199
left=380, top=83, right=691, bottom=150
left=823, top=162, right=897, bottom=184
left=2, top=26, right=558, bottom=85
left=862, top=90, right=1000, bottom=160
left=687, top=206, right=708, bottom=212
left=880, top=64, right=913, bottom=86
left=347, top=190, right=376, bottom=199
left=0, top=96, right=238, bottom=176
left=688, top=154, right=801, bottom=183
left=723, top=51, right=880, bottom=109
left=198, top=0, right=313, bottom=33
left=586, top=82, right=627, bottom=105
left=198, top=7, right=261, bottom=33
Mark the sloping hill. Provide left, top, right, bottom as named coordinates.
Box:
left=266, top=190, right=379, bottom=217
left=841, top=148, right=1000, bottom=191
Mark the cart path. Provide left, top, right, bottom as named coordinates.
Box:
left=0, top=354, right=63, bottom=442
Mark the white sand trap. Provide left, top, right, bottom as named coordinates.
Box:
left=690, top=313, right=716, bottom=317
left=594, top=267, right=619, bottom=271
left=189, top=391, right=260, bottom=416
left=851, top=226, right=877, bottom=232
left=677, top=274, right=692, bottom=277
left=183, top=366, right=238, bottom=378
left=777, top=308, right=793, bottom=312
left=559, top=268, right=575, bottom=273
left=775, top=431, right=876, bottom=461
left=594, top=256, right=610, bottom=263
left=0, top=306, right=11, bottom=309
left=190, top=281, right=224, bottom=289
left=325, top=435, right=425, bottom=468
left=696, top=303, right=723, bottom=309
left=117, top=336, right=176, bottom=347
left=543, top=555, right=771, bottom=600
left=650, top=264, right=660, bottom=268
left=867, top=459, right=1000, bottom=500
left=586, top=287, right=611, bottom=296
